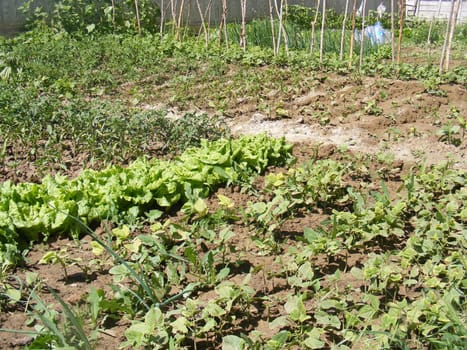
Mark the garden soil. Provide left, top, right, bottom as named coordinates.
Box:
left=0, top=74, right=465, bottom=349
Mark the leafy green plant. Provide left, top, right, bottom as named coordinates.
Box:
left=39, top=248, right=92, bottom=281
left=437, top=123, right=461, bottom=146
left=27, top=288, right=94, bottom=350
left=364, top=100, right=382, bottom=116
left=424, top=77, right=447, bottom=97
left=21, top=0, right=160, bottom=34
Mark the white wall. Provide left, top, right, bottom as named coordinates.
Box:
left=4, top=0, right=465, bottom=36
left=406, top=0, right=467, bottom=23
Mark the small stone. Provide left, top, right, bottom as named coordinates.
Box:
left=250, top=113, right=267, bottom=122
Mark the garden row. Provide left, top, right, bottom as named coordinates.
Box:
left=0, top=135, right=293, bottom=270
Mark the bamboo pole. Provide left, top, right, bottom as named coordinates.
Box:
left=240, top=0, right=247, bottom=51
left=223, top=0, right=229, bottom=47
left=340, top=0, right=349, bottom=60
left=282, top=0, right=289, bottom=56
left=111, top=0, right=116, bottom=28
left=206, top=0, right=212, bottom=29
left=198, top=0, right=213, bottom=35
left=443, top=0, right=461, bottom=72
left=275, top=0, right=282, bottom=53
left=134, top=0, right=141, bottom=34
left=219, top=0, right=229, bottom=47
left=269, top=0, right=277, bottom=55
left=310, top=0, right=321, bottom=55
left=195, top=0, right=208, bottom=47
left=396, top=0, right=405, bottom=65
left=176, top=0, right=185, bottom=40
left=359, top=0, right=367, bottom=68
left=275, top=0, right=289, bottom=56
left=439, top=0, right=454, bottom=71
left=348, top=0, right=357, bottom=67
left=185, top=0, right=192, bottom=37
left=319, top=0, right=326, bottom=63
left=391, top=0, right=395, bottom=65
left=170, top=0, right=177, bottom=35
left=159, top=0, right=165, bottom=37
left=427, top=0, right=443, bottom=45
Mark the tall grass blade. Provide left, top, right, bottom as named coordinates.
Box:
left=47, top=287, right=93, bottom=350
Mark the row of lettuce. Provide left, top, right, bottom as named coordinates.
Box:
left=0, top=135, right=294, bottom=269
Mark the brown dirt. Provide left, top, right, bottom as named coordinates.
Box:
left=0, top=73, right=465, bottom=349
left=229, top=75, right=466, bottom=169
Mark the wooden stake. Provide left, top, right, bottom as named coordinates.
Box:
left=111, top=0, right=116, bottom=28
left=206, top=0, right=212, bottom=29
left=134, top=0, right=141, bottom=34
left=391, top=0, right=395, bottom=65
left=275, top=0, right=289, bottom=56
left=274, top=0, right=282, bottom=53
left=195, top=0, right=208, bottom=47
left=348, top=0, right=357, bottom=67
left=443, top=0, right=461, bottom=72
left=240, top=0, right=247, bottom=51
left=223, top=0, right=229, bottom=47
left=282, top=0, right=289, bottom=56
left=219, top=0, right=229, bottom=47
left=340, top=0, right=349, bottom=60
left=176, top=0, right=185, bottom=40
left=310, top=0, right=321, bottom=55
left=319, top=0, right=326, bottom=63
left=170, top=0, right=177, bottom=35
left=427, top=0, right=442, bottom=46
left=359, top=0, right=367, bottom=68
left=397, top=0, right=405, bottom=65
left=269, top=0, right=277, bottom=55
left=159, top=0, right=165, bottom=37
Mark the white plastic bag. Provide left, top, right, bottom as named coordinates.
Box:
left=356, top=21, right=391, bottom=45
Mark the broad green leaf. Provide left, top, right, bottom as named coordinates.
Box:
left=284, top=294, right=310, bottom=323
left=320, top=299, right=340, bottom=310
left=112, top=225, right=130, bottom=241
left=145, top=307, right=164, bottom=329
left=25, top=272, right=39, bottom=286
left=90, top=241, right=105, bottom=256
left=303, top=328, right=325, bottom=349
left=86, top=24, right=96, bottom=33
left=222, top=335, right=246, bottom=350
left=204, top=302, right=226, bottom=318
left=171, top=316, right=189, bottom=334
left=217, top=194, right=234, bottom=208
left=216, top=267, right=230, bottom=282
left=124, top=237, right=142, bottom=253
left=5, top=287, right=21, bottom=303
left=193, top=198, right=208, bottom=216
left=109, top=264, right=130, bottom=283
left=315, top=310, right=341, bottom=329
left=200, top=318, right=217, bottom=333
left=269, top=316, right=288, bottom=329
left=39, top=251, right=59, bottom=264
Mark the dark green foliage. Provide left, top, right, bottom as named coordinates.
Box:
left=21, top=0, right=160, bottom=34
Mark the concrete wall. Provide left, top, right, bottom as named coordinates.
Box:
left=0, top=0, right=54, bottom=35
left=1, top=0, right=396, bottom=35
left=0, top=0, right=28, bottom=35
left=5, top=1, right=465, bottom=36
left=406, top=0, right=467, bottom=23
